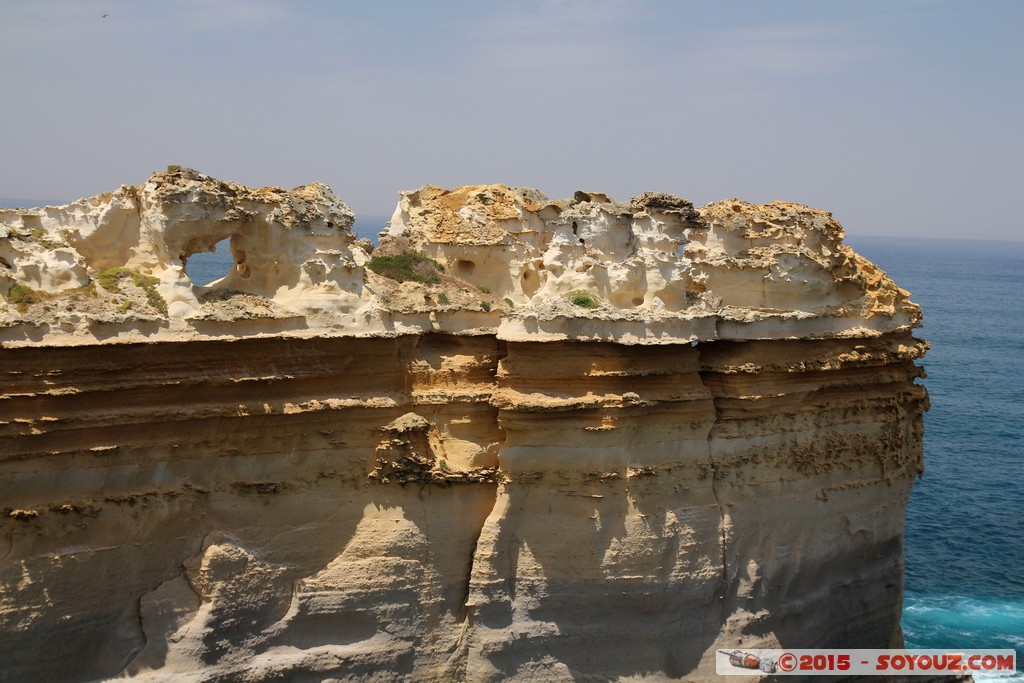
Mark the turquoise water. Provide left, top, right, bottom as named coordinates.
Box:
left=850, top=236, right=1024, bottom=679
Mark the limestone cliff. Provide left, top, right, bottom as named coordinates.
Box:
left=0, top=170, right=928, bottom=682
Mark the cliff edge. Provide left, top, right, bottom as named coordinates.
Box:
left=0, top=170, right=929, bottom=682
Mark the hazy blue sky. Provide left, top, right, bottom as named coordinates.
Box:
left=1, top=1, right=1021, bottom=239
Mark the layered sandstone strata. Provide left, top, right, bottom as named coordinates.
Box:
left=0, top=171, right=928, bottom=682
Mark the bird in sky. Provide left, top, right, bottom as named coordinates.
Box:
left=101, top=13, right=109, bottom=18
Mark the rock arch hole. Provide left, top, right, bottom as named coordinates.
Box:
left=186, top=237, right=234, bottom=286
left=456, top=259, right=476, bottom=277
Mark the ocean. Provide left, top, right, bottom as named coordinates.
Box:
left=850, top=236, right=1024, bottom=680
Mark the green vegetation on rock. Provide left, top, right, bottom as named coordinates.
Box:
left=97, top=268, right=168, bottom=316
left=64, top=282, right=97, bottom=300
left=7, top=284, right=48, bottom=311
left=6, top=281, right=97, bottom=313
left=568, top=290, right=599, bottom=309
left=367, top=251, right=444, bottom=285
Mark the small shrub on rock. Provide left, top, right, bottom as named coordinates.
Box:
left=568, top=290, right=599, bottom=309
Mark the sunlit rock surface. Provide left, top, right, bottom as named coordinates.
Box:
left=0, top=171, right=929, bottom=682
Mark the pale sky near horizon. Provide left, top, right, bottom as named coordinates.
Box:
left=1, top=1, right=1021, bottom=240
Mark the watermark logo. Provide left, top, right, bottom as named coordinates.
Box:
left=715, top=649, right=1017, bottom=676
left=722, top=650, right=778, bottom=674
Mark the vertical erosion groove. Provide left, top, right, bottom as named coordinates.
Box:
left=707, top=424, right=731, bottom=611
left=697, top=342, right=732, bottom=617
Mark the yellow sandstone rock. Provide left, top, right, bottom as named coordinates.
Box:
left=0, top=171, right=927, bottom=681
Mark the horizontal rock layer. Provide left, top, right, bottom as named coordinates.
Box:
left=0, top=331, right=928, bottom=681
left=0, top=171, right=931, bottom=681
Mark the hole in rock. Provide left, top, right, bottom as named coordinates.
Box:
left=520, top=268, right=540, bottom=298
left=186, top=237, right=234, bottom=286
left=632, top=296, right=644, bottom=306
left=456, top=259, right=476, bottom=277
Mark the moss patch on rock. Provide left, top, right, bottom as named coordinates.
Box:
left=97, top=268, right=168, bottom=316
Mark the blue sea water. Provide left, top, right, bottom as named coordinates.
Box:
left=151, top=232, right=1024, bottom=678
left=185, top=244, right=233, bottom=286
left=850, top=236, right=1024, bottom=680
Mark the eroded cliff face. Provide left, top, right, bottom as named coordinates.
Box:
left=0, top=171, right=928, bottom=682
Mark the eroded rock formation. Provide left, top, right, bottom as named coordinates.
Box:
left=0, top=170, right=928, bottom=682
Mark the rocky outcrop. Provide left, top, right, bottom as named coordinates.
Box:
left=0, top=171, right=928, bottom=681
left=0, top=169, right=917, bottom=346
